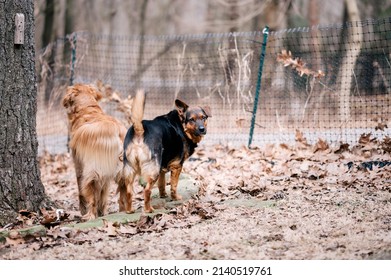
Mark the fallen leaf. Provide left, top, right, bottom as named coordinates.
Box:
left=358, top=133, right=371, bottom=145
left=102, top=219, right=118, bottom=237
left=313, top=138, right=329, bottom=153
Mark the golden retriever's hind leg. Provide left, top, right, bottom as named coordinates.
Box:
left=170, top=166, right=183, bottom=201
left=97, top=179, right=110, bottom=217
left=158, top=171, right=167, bottom=198
left=81, top=180, right=98, bottom=221
left=73, top=156, right=87, bottom=215
left=79, top=195, right=88, bottom=216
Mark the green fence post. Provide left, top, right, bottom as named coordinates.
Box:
left=67, top=33, right=77, bottom=152
left=69, top=33, right=77, bottom=85
left=248, top=26, right=269, bottom=148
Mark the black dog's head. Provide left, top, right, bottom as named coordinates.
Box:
left=175, top=99, right=212, bottom=143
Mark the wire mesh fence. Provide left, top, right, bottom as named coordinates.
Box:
left=36, top=17, right=391, bottom=154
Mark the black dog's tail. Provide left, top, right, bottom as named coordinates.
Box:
left=131, top=89, right=145, bottom=136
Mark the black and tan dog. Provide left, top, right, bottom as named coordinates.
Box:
left=118, top=91, right=211, bottom=213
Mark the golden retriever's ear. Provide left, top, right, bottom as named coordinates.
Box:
left=202, top=105, right=212, bottom=117
left=92, top=89, right=103, bottom=101
left=62, top=88, right=73, bottom=108
left=86, top=85, right=103, bottom=102
left=175, top=99, right=189, bottom=122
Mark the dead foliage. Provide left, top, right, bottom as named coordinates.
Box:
left=1, top=132, right=390, bottom=259
left=277, top=49, right=325, bottom=78
left=96, top=80, right=133, bottom=125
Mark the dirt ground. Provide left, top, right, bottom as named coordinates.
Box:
left=1, top=133, right=391, bottom=260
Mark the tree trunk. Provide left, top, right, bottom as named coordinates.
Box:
left=41, top=0, right=56, bottom=103
left=226, top=0, right=238, bottom=85
left=339, top=0, right=362, bottom=123
left=137, top=0, right=149, bottom=89
left=0, top=0, right=49, bottom=226
left=308, top=0, right=320, bottom=72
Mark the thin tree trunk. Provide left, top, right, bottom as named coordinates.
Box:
left=42, top=0, right=55, bottom=103
left=308, top=0, right=320, bottom=72
left=0, top=0, right=50, bottom=226
left=137, top=0, right=149, bottom=89
left=226, top=0, right=238, bottom=85
left=339, top=0, right=362, bottom=123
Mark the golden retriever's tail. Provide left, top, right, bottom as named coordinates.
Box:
left=131, top=89, right=145, bottom=136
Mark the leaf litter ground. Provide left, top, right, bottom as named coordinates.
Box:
left=1, top=133, right=391, bottom=259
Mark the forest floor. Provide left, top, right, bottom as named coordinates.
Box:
left=1, top=132, right=391, bottom=260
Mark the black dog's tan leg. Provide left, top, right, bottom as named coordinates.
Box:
left=158, top=171, right=167, bottom=198
left=117, top=181, right=135, bottom=213
left=124, top=175, right=135, bottom=213
left=116, top=174, right=126, bottom=212
left=116, top=177, right=130, bottom=213
left=144, top=177, right=158, bottom=213
left=119, top=164, right=136, bottom=214
left=118, top=175, right=135, bottom=214
left=170, top=166, right=183, bottom=201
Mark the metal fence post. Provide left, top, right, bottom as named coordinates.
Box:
left=69, top=33, right=77, bottom=86
left=248, top=26, right=269, bottom=148
left=67, top=33, right=77, bottom=153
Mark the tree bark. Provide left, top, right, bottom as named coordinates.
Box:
left=0, top=0, right=50, bottom=226
left=226, top=0, right=238, bottom=85
left=339, top=0, right=362, bottom=123
left=308, top=0, right=320, bottom=72
left=137, top=0, right=149, bottom=89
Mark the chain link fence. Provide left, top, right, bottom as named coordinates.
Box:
left=36, top=17, right=391, bottom=154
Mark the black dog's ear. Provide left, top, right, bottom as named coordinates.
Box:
left=175, top=99, right=189, bottom=112
left=175, top=99, right=189, bottom=121
left=202, top=105, right=212, bottom=118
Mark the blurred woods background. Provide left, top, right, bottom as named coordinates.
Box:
left=33, top=0, right=391, bottom=153
left=34, top=0, right=391, bottom=50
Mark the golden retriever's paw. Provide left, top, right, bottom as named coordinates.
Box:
left=81, top=213, right=96, bottom=221
left=159, top=191, right=168, bottom=198
left=144, top=206, right=155, bottom=213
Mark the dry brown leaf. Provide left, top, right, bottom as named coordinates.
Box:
left=277, top=49, right=325, bottom=79
left=313, top=138, right=329, bottom=153
left=235, top=118, right=247, bottom=128
left=119, top=225, right=138, bottom=235
left=6, top=237, right=26, bottom=246
left=102, top=219, right=118, bottom=237
left=40, top=208, right=69, bottom=228
left=295, top=130, right=310, bottom=148
left=334, top=142, right=350, bottom=154
left=358, top=133, right=371, bottom=145
left=109, top=92, right=121, bottom=102
left=95, top=80, right=133, bottom=124
left=380, top=136, right=391, bottom=153
left=375, top=122, right=388, bottom=131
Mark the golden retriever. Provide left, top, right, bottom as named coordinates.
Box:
left=62, top=84, right=127, bottom=221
